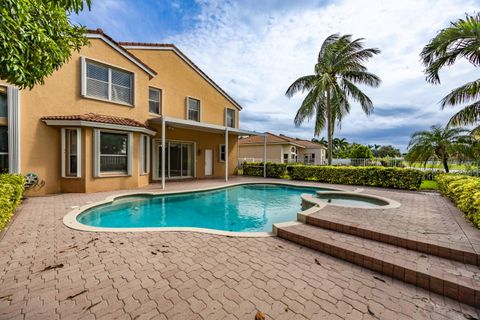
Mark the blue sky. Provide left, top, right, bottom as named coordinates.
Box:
left=72, top=0, right=479, bottom=151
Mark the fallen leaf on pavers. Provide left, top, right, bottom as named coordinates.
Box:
left=66, top=290, right=87, bottom=300
left=87, top=237, right=99, bottom=244
left=84, top=301, right=101, bottom=312
left=278, top=245, right=284, bottom=249
left=367, top=305, right=375, bottom=316
left=151, top=251, right=158, bottom=255
left=41, top=263, right=64, bottom=272
left=314, top=258, right=321, bottom=266
left=255, top=311, right=266, bottom=320
left=373, top=276, right=386, bottom=283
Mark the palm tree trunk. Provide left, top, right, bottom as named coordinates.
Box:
left=443, top=158, right=449, bottom=173
left=326, top=90, right=333, bottom=165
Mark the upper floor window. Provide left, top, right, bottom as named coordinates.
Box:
left=82, top=58, right=134, bottom=105
left=0, top=86, right=7, bottom=118
left=149, top=88, right=161, bottom=114
left=225, top=108, right=235, bottom=128
left=187, top=97, right=200, bottom=121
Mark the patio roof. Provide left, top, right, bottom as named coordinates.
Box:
left=149, top=116, right=265, bottom=136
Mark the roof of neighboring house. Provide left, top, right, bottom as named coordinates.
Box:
left=118, top=41, right=243, bottom=110
left=41, top=113, right=153, bottom=129
left=239, top=132, right=326, bottom=149
left=86, top=29, right=157, bottom=77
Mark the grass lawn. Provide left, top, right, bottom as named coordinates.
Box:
left=420, top=180, right=438, bottom=190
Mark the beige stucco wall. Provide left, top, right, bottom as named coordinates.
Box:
left=298, top=148, right=325, bottom=165
left=1, top=38, right=153, bottom=195
left=2, top=37, right=243, bottom=195
left=125, top=48, right=240, bottom=128
left=238, top=144, right=283, bottom=163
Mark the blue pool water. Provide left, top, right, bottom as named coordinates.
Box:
left=78, top=184, right=330, bottom=232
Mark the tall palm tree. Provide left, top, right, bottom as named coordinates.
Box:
left=286, top=34, right=381, bottom=164
left=421, top=13, right=480, bottom=132
left=406, top=125, right=471, bottom=172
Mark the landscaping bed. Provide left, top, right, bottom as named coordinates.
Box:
left=241, top=163, right=424, bottom=190
left=436, top=174, right=480, bottom=229
left=0, top=174, right=26, bottom=231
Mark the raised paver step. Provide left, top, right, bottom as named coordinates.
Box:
left=301, top=211, right=479, bottom=266
left=275, top=222, right=480, bottom=307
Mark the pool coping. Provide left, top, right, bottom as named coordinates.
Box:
left=302, top=191, right=401, bottom=210
left=63, top=180, right=346, bottom=237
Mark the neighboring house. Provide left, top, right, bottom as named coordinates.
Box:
left=0, top=29, right=262, bottom=195
left=238, top=132, right=326, bottom=164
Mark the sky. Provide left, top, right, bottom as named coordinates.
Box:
left=71, top=0, right=479, bottom=151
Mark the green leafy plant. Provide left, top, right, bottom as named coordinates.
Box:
left=436, top=174, right=480, bottom=228
left=0, top=174, right=26, bottom=231
left=242, top=162, right=289, bottom=178
left=0, top=0, right=91, bottom=89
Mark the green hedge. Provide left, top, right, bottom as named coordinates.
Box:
left=242, top=163, right=424, bottom=190
left=241, top=162, right=289, bottom=178
left=0, top=174, right=26, bottom=231
left=436, top=174, right=480, bottom=228
left=287, top=166, right=424, bottom=189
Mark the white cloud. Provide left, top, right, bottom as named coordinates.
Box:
left=165, top=0, right=478, bottom=150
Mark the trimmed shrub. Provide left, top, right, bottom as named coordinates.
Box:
left=242, top=162, right=288, bottom=178
left=0, top=174, right=26, bottom=231
left=436, top=174, right=480, bottom=228
left=287, top=165, right=423, bottom=189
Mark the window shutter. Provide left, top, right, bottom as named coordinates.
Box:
left=80, top=57, right=86, bottom=96
left=93, top=129, right=100, bottom=177
left=127, top=132, right=133, bottom=176
left=7, top=87, right=20, bottom=174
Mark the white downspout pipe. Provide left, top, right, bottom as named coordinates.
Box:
left=263, top=135, right=267, bottom=178
left=161, top=118, right=166, bottom=189
left=225, top=128, right=229, bottom=182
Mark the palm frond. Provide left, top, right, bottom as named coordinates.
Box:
left=440, top=79, right=480, bottom=108
left=341, top=79, right=374, bottom=115
left=421, top=13, right=480, bottom=84
left=447, top=101, right=480, bottom=127
left=285, top=75, right=317, bottom=98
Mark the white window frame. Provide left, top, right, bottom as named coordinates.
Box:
left=148, top=87, right=162, bottom=115
left=219, top=144, right=226, bottom=162
left=224, top=108, right=236, bottom=128
left=140, top=134, right=150, bottom=175
left=81, top=56, right=135, bottom=106
left=61, top=128, right=82, bottom=178
left=186, top=96, right=201, bottom=122
left=93, top=129, right=133, bottom=177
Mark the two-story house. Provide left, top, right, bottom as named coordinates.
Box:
left=0, top=29, right=263, bottom=195
left=239, top=132, right=326, bottom=164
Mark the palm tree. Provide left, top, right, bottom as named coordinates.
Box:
left=406, top=125, right=471, bottom=172
left=286, top=34, right=381, bottom=164
left=421, top=13, right=480, bottom=132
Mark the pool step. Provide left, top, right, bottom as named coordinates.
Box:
left=275, top=222, right=480, bottom=307
left=298, top=210, right=479, bottom=266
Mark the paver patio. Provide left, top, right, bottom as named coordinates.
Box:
left=0, top=177, right=479, bottom=319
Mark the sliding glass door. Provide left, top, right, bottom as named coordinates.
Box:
left=158, top=141, right=194, bottom=179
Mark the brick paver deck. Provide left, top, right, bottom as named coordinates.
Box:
left=0, top=178, right=478, bottom=319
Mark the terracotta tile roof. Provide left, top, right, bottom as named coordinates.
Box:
left=86, top=29, right=157, bottom=77
left=239, top=132, right=325, bottom=149
left=119, top=41, right=243, bottom=110
left=42, top=113, right=154, bottom=130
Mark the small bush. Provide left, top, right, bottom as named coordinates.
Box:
left=436, top=174, right=480, bottom=228
left=241, top=162, right=288, bottom=178
left=0, top=174, right=26, bottom=231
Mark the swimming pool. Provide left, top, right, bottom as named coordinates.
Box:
left=77, top=184, right=331, bottom=232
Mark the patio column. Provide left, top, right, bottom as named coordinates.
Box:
left=263, top=135, right=267, bottom=178
left=225, top=128, right=228, bottom=182
left=161, top=117, right=166, bottom=189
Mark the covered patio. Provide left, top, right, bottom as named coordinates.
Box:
left=148, top=116, right=267, bottom=189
